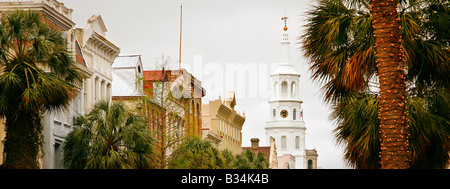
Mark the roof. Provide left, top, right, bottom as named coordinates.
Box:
left=111, top=72, right=142, bottom=97
left=87, top=14, right=107, bottom=33
left=271, top=63, right=300, bottom=76
left=113, top=55, right=142, bottom=68
left=75, top=40, right=86, bottom=67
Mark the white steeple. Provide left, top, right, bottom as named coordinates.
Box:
left=272, top=17, right=300, bottom=76
left=265, top=16, right=306, bottom=169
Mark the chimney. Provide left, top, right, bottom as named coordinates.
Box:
left=250, top=138, right=260, bottom=150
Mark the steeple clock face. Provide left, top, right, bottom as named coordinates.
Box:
left=280, top=110, right=288, bottom=118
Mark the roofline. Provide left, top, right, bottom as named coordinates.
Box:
left=117, top=54, right=141, bottom=57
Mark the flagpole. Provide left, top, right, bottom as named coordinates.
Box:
left=178, top=4, right=183, bottom=72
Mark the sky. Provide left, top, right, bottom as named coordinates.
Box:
left=59, top=0, right=348, bottom=169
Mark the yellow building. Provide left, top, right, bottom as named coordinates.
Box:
left=202, top=91, right=245, bottom=154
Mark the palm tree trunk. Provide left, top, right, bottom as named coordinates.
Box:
left=3, top=111, right=43, bottom=169
left=371, top=0, right=410, bottom=169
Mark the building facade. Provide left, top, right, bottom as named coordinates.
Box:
left=143, top=68, right=205, bottom=139
left=264, top=18, right=318, bottom=169
left=202, top=91, right=245, bottom=154
left=111, top=54, right=144, bottom=109
left=41, top=14, right=119, bottom=169
left=0, top=0, right=120, bottom=168
left=74, top=14, right=120, bottom=111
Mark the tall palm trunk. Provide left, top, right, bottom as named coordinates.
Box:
left=3, top=111, right=43, bottom=169
left=371, top=0, right=410, bottom=169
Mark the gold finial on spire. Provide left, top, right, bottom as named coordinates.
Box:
left=281, top=17, right=288, bottom=31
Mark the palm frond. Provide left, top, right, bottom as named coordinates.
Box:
left=332, top=90, right=450, bottom=168
left=64, top=101, right=154, bottom=169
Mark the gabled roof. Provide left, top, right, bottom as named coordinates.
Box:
left=113, top=55, right=142, bottom=68
left=75, top=40, right=87, bottom=68
left=87, top=14, right=107, bottom=34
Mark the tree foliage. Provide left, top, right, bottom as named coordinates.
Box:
left=302, top=0, right=449, bottom=168
left=138, top=54, right=187, bottom=169
left=332, top=89, right=449, bottom=168
left=301, top=0, right=449, bottom=103
left=168, top=137, right=269, bottom=169
left=0, top=10, right=82, bottom=168
left=63, top=101, right=154, bottom=169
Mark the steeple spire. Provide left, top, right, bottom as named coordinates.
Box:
left=271, top=15, right=299, bottom=76
left=280, top=16, right=291, bottom=64
left=281, top=16, right=288, bottom=31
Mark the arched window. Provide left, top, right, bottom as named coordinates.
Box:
left=273, top=109, right=276, bottom=118
left=191, top=101, right=195, bottom=114
left=295, top=136, right=300, bottom=149
left=196, top=102, right=200, bottom=129
left=281, top=136, right=287, bottom=149
left=293, top=108, right=297, bottom=120
left=281, top=81, right=288, bottom=97
left=274, top=82, right=278, bottom=97
left=196, top=103, right=200, bottom=118
left=291, top=82, right=296, bottom=97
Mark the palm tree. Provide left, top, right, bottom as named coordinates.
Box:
left=332, top=89, right=449, bottom=168
left=0, top=10, right=83, bottom=168
left=234, top=149, right=269, bottom=169
left=168, top=137, right=270, bottom=169
left=168, top=136, right=223, bottom=169
left=331, top=93, right=381, bottom=169
left=371, top=0, right=410, bottom=169
left=302, top=0, right=449, bottom=168
left=63, top=101, right=154, bottom=169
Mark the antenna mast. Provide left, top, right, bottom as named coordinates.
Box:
left=178, top=4, right=183, bottom=71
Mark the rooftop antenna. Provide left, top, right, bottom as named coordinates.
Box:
left=178, top=3, right=183, bottom=72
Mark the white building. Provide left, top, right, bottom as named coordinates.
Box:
left=42, top=14, right=120, bottom=169
left=112, top=54, right=144, bottom=100
left=74, top=15, right=120, bottom=111
left=265, top=18, right=317, bottom=169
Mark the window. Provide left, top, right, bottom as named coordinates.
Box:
left=106, top=83, right=111, bottom=101
left=308, top=159, right=313, bottom=169
left=55, top=142, right=63, bottom=169
left=293, top=109, right=297, bottom=120
left=281, top=136, right=287, bottom=149
left=281, top=81, right=288, bottom=97
left=94, top=77, right=99, bottom=101
left=273, top=109, right=276, bottom=118
left=101, top=80, right=106, bottom=101
left=291, top=82, right=296, bottom=97
left=274, top=82, right=278, bottom=97
left=196, top=103, right=200, bottom=118
left=295, top=136, right=300, bottom=149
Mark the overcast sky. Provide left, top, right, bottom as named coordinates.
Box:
left=59, top=0, right=348, bottom=169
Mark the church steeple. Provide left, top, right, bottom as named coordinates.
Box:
left=280, top=17, right=291, bottom=64
left=266, top=15, right=307, bottom=169
left=272, top=16, right=299, bottom=76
